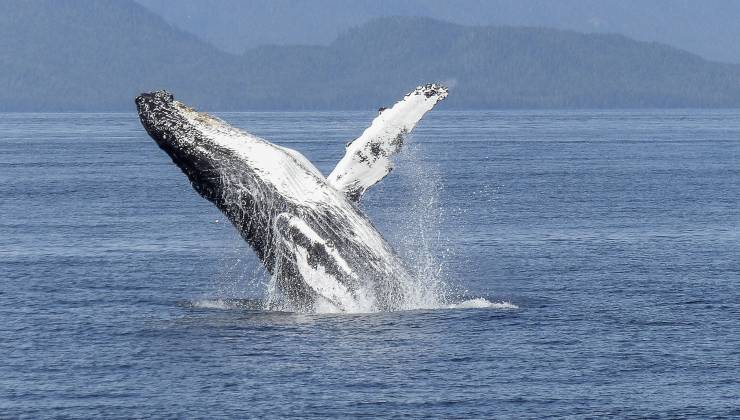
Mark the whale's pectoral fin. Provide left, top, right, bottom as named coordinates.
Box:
left=327, top=83, right=448, bottom=202
left=272, top=213, right=362, bottom=312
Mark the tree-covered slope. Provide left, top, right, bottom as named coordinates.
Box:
left=0, top=0, right=242, bottom=111
left=238, top=17, right=740, bottom=109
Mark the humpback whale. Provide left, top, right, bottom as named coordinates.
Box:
left=136, top=84, right=448, bottom=312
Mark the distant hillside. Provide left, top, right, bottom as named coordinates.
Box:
left=0, top=0, right=242, bottom=111
left=240, top=17, right=740, bottom=109
left=137, top=0, right=740, bottom=65
left=2, top=1, right=740, bottom=111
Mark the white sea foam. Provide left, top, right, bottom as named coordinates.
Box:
left=447, top=298, right=519, bottom=310
left=189, top=298, right=265, bottom=311
left=188, top=297, right=517, bottom=313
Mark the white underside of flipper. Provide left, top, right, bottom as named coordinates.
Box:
left=327, top=83, right=448, bottom=201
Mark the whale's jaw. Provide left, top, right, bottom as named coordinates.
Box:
left=135, top=91, right=237, bottom=206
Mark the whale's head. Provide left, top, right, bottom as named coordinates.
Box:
left=134, top=90, right=330, bottom=264
left=136, top=90, right=246, bottom=205
left=136, top=89, right=327, bottom=204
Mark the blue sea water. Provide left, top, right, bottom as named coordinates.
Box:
left=1, top=110, right=739, bottom=418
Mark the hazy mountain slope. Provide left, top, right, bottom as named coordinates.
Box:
left=136, top=0, right=740, bottom=64
left=2, top=4, right=740, bottom=111
left=134, top=0, right=425, bottom=54
left=0, top=0, right=243, bottom=111
left=237, top=17, right=740, bottom=109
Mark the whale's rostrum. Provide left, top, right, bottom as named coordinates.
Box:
left=135, top=84, right=448, bottom=312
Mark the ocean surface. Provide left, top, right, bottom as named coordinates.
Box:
left=1, top=110, right=739, bottom=418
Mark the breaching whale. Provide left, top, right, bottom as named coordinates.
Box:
left=136, top=84, right=448, bottom=312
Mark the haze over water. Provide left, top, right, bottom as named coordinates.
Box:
left=1, top=110, right=739, bottom=417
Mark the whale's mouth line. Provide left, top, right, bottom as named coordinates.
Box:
left=179, top=297, right=519, bottom=314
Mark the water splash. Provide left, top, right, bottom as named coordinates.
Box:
left=366, top=138, right=457, bottom=310
left=210, top=165, right=274, bottom=301
left=186, top=297, right=518, bottom=313
left=206, top=134, right=498, bottom=314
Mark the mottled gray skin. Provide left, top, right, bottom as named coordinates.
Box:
left=135, top=91, right=407, bottom=310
